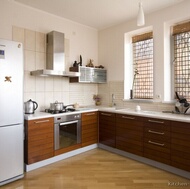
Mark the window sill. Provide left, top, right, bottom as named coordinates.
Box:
left=123, top=98, right=154, bottom=103
left=123, top=99, right=176, bottom=104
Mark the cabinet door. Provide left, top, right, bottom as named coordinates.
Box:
left=143, top=117, right=171, bottom=165
left=92, top=69, right=107, bottom=83
left=25, top=117, right=54, bottom=164
left=171, top=121, right=190, bottom=171
left=85, top=68, right=93, bottom=82
left=116, top=114, right=144, bottom=156
left=99, top=112, right=116, bottom=147
left=81, top=112, right=98, bottom=147
left=79, top=67, right=86, bottom=82
left=70, top=66, right=107, bottom=83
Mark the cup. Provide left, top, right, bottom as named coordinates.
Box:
left=135, top=105, right=141, bottom=111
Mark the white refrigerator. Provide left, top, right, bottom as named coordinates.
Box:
left=0, top=39, right=24, bottom=186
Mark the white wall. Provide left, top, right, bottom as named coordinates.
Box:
left=98, top=0, right=190, bottom=102
left=1, top=0, right=190, bottom=109
left=0, top=0, right=99, bottom=110
left=0, top=0, right=98, bottom=66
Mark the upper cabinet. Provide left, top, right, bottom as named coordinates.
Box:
left=69, top=66, right=107, bottom=83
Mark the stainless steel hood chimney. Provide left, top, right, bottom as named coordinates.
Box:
left=30, top=31, right=80, bottom=77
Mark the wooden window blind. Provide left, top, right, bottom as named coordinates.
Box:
left=132, top=32, right=153, bottom=99
left=173, top=21, right=190, bottom=101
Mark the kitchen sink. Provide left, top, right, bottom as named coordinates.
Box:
left=141, top=110, right=160, bottom=114
left=75, top=107, right=96, bottom=111
left=115, top=108, right=131, bottom=111
left=116, top=109, right=162, bottom=115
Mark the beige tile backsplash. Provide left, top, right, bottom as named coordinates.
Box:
left=35, top=32, right=46, bottom=53
left=13, top=26, right=98, bottom=111
left=98, top=81, right=175, bottom=112
left=24, top=29, right=36, bottom=51
left=12, top=27, right=25, bottom=45
left=13, top=26, right=174, bottom=112
left=24, top=50, right=35, bottom=71
left=36, top=52, right=45, bottom=70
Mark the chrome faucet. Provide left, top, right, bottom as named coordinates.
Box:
left=111, top=94, right=116, bottom=107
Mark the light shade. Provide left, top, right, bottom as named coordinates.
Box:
left=137, top=2, right=145, bottom=26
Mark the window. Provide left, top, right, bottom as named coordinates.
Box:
left=173, top=21, right=190, bottom=101
left=132, top=32, right=153, bottom=99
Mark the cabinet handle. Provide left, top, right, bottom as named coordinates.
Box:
left=60, top=120, right=78, bottom=126
left=101, top=113, right=112, bottom=116
left=86, top=113, right=95, bottom=116
left=148, top=140, right=165, bottom=146
left=122, top=116, right=135, bottom=120
left=148, top=130, right=165, bottom=135
left=34, top=120, right=50, bottom=124
left=148, top=119, right=164, bottom=124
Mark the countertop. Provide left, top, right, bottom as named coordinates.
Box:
left=24, top=106, right=190, bottom=123
left=99, top=107, right=190, bottom=123
left=24, top=107, right=98, bottom=120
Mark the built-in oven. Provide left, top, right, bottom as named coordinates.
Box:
left=54, top=113, right=81, bottom=150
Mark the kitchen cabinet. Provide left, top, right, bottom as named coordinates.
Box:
left=81, top=111, right=98, bottom=147
left=143, top=117, right=171, bottom=165
left=24, top=117, right=54, bottom=164
left=99, top=111, right=116, bottom=147
left=116, top=114, right=144, bottom=156
left=69, top=66, right=107, bottom=83
left=171, top=121, right=190, bottom=172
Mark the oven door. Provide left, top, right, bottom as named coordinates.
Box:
left=54, top=120, right=81, bottom=150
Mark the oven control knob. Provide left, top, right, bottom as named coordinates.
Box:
left=74, top=115, right=80, bottom=119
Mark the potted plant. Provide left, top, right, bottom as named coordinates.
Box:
left=93, top=94, right=101, bottom=106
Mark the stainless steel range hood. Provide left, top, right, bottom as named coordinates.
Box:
left=30, top=31, right=80, bottom=77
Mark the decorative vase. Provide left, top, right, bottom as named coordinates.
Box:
left=95, top=101, right=101, bottom=106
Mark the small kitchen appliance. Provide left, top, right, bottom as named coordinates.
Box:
left=24, top=99, right=38, bottom=114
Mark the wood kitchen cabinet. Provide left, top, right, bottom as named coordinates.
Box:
left=24, top=117, right=54, bottom=164
left=171, top=121, right=190, bottom=172
left=81, top=111, right=98, bottom=147
left=143, top=117, right=171, bottom=165
left=99, top=111, right=116, bottom=148
left=98, top=111, right=190, bottom=173
left=116, top=114, right=144, bottom=156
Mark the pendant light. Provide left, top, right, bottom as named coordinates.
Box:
left=137, top=1, right=145, bottom=26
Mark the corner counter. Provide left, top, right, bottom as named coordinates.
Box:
left=98, top=106, right=190, bottom=123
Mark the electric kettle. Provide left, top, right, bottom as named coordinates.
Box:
left=24, top=99, right=38, bottom=114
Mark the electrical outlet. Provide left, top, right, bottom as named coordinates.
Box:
left=155, top=94, right=161, bottom=99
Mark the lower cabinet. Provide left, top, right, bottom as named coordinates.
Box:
left=24, top=117, right=54, bottom=164
left=24, top=111, right=190, bottom=173
left=81, top=111, right=98, bottom=147
left=171, top=121, right=190, bottom=172
left=143, top=117, right=171, bottom=165
left=99, top=111, right=190, bottom=172
left=116, top=114, right=144, bottom=156
left=99, top=111, right=116, bottom=147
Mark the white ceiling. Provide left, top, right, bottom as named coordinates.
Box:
left=14, top=0, right=184, bottom=30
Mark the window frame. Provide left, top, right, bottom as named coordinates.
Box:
left=172, top=21, right=190, bottom=101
